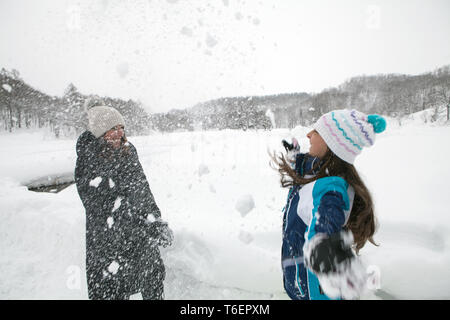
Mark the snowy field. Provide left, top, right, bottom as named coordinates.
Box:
left=1, top=114, right=450, bottom=300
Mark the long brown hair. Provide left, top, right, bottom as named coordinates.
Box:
left=270, top=149, right=378, bottom=254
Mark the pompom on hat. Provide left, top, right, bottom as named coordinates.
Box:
left=312, top=109, right=386, bottom=164
left=84, top=96, right=125, bottom=138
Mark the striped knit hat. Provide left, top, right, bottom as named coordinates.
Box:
left=312, top=109, right=386, bottom=164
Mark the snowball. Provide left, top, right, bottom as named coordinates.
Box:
left=265, top=109, right=275, bottom=128
left=198, top=164, right=210, bottom=177
left=146, top=214, right=156, bottom=223
left=366, top=265, right=381, bottom=290
left=89, top=177, right=102, bottom=188
left=316, top=258, right=368, bottom=300
left=109, top=178, right=115, bottom=188
left=129, top=292, right=143, bottom=300
left=107, top=261, right=120, bottom=275
left=180, top=26, right=193, bottom=37
left=238, top=231, right=253, bottom=244
left=209, top=184, right=216, bottom=193
left=2, top=84, right=12, bottom=93
left=107, top=217, right=114, bottom=229
left=112, top=196, right=122, bottom=213
left=116, top=62, right=129, bottom=78
left=235, top=194, right=255, bottom=217
left=205, top=33, right=218, bottom=48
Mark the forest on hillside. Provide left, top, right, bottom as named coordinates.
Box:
left=1, top=65, right=449, bottom=137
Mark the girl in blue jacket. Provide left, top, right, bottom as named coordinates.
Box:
left=272, top=109, right=386, bottom=300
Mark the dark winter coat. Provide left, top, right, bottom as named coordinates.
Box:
left=75, top=131, right=166, bottom=299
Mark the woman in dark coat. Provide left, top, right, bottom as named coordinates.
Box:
left=75, top=98, right=173, bottom=300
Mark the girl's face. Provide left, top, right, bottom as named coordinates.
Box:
left=307, top=129, right=328, bottom=158
left=103, top=125, right=125, bottom=149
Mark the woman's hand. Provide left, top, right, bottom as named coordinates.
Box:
left=149, top=220, right=174, bottom=248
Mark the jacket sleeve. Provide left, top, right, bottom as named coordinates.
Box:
left=314, top=191, right=346, bottom=235
left=119, top=144, right=172, bottom=247
left=303, top=183, right=365, bottom=300
left=123, top=144, right=162, bottom=221
left=303, top=177, right=353, bottom=274
left=308, top=176, right=351, bottom=237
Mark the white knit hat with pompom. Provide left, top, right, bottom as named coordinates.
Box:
left=312, top=109, right=386, bottom=164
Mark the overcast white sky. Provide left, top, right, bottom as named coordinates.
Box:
left=1, top=0, right=449, bottom=113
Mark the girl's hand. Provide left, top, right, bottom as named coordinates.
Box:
left=282, top=138, right=301, bottom=164
left=305, top=231, right=355, bottom=274
left=152, top=220, right=174, bottom=248
left=282, top=137, right=300, bottom=152
left=304, top=231, right=368, bottom=299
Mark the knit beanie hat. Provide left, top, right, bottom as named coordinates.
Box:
left=312, top=109, right=386, bottom=164
left=84, top=97, right=125, bottom=138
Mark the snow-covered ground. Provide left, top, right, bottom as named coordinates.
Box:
left=1, top=113, right=449, bottom=300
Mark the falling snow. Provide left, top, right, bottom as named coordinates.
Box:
left=89, top=177, right=102, bottom=188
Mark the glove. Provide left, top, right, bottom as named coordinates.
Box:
left=304, top=231, right=367, bottom=299
left=149, top=219, right=174, bottom=248
left=305, top=231, right=355, bottom=274
left=282, top=137, right=300, bottom=152
left=282, top=138, right=300, bottom=162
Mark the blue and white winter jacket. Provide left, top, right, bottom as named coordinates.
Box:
left=281, top=153, right=354, bottom=300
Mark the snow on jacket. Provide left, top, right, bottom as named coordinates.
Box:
left=281, top=153, right=354, bottom=300
left=75, top=131, right=165, bottom=299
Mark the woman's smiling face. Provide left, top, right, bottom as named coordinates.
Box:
left=306, top=129, right=328, bottom=158
left=103, top=125, right=125, bottom=148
